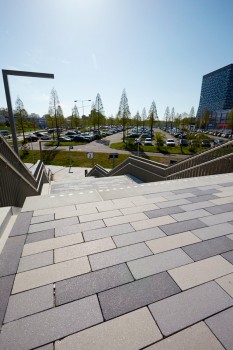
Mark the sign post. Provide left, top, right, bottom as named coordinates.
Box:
left=87, top=152, right=94, bottom=167
left=109, top=153, right=118, bottom=168
left=69, top=146, right=73, bottom=172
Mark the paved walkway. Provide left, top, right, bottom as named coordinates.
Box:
left=0, top=172, right=233, bottom=349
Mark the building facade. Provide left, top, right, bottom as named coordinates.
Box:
left=197, top=64, right=233, bottom=127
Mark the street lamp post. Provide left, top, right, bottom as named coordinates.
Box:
left=74, top=99, right=91, bottom=117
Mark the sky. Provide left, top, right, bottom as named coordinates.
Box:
left=1, top=0, right=233, bottom=120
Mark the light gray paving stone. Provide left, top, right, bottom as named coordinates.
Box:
left=79, top=209, right=122, bottom=223
left=168, top=255, right=233, bottom=290
left=210, top=195, right=233, bottom=205
left=9, top=211, right=33, bottom=236
left=149, top=281, right=233, bottom=336
left=205, top=203, right=233, bottom=214
left=33, top=205, right=76, bottom=217
left=160, top=219, right=207, bottom=236
left=128, top=195, right=167, bottom=205
left=0, top=275, right=15, bottom=330
left=31, top=214, right=54, bottom=224
left=12, top=256, right=91, bottom=294
left=191, top=223, right=233, bottom=240
left=144, top=206, right=185, bottom=219
left=55, top=307, right=162, bottom=350
left=55, top=220, right=105, bottom=237
left=171, top=209, right=211, bottom=221
left=23, top=232, right=83, bottom=256
left=131, top=215, right=176, bottom=231
left=113, top=227, right=165, bottom=247
left=56, top=263, right=134, bottom=306
left=184, top=194, right=218, bottom=203
left=146, top=231, right=201, bottom=254
left=83, top=223, right=135, bottom=241
left=89, top=243, right=152, bottom=271
left=96, top=200, right=135, bottom=212
left=222, top=250, right=233, bottom=264
left=55, top=237, right=116, bottom=263
left=98, top=272, right=180, bottom=320
left=183, top=236, right=233, bottom=261
left=216, top=273, right=233, bottom=297
left=28, top=216, right=79, bottom=233
left=145, top=191, right=176, bottom=199
left=200, top=212, right=233, bottom=226
left=227, top=233, right=233, bottom=240
left=145, top=322, right=225, bottom=350
left=55, top=206, right=98, bottom=219
left=120, top=203, right=159, bottom=215
left=37, top=345, right=53, bottom=350
left=205, top=307, right=233, bottom=350
left=104, top=212, right=148, bottom=226
left=0, top=235, right=26, bottom=277
left=0, top=295, right=103, bottom=350
left=180, top=201, right=215, bottom=211
left=26, top=229, right=55, bottom=244
left=215, top=189, right=233, bottom=197
left=18, top=251, right=53, bottom=272
left=220, top=181, right=233, bottom=187
left=159, top=192, right=195, bottom=200
left=4, top=284, right=54, bottom=323
left=127, top=248, right=193, bottom=279
left=157, top=198, right=191, bottom=209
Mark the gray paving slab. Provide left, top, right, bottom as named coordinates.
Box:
left=18, top=251, right=53, bottom=273
left=160, top=219, right=207, bottom=236
left=113, top=227, right=165, bottom=247
left=191, top=223, right=233, bottom=240
left=98, top=272, right=180, bottom=320
left=4, top=284, right=54, bottom=323
left=56, top=263, right=134, bottom=306
left=157, top=198, right=191, bottom=209
left=0, top=235, right=26, bottom=277
left=220, top=181, right=233, bottom=187
left=205, top=202, right=233, bottom=214
left=186, top=194, right=219, bottom=203
left=55, top=307, right=162, bottom=350
left=145, top=322, right=225, bottom=350
left=89, top=242, right=152, bottom=271
left=182, top=236, right=233, bottom=261
left=171, top=209, right=211, bottom=221
left=127, top=248, right=193, bottom=279
left=83, top=223, right=135, bottom=241
left=31, top=213, right=55, bottom=224
left=9, top=211, right=33, bottom=236
left=180, top=201, right=215, bottom=211
left=200, top=212, right=233, bottom=226
left=205, top=307, right=233, bottom=350
left=0, top=295, right=103, bottom=350
left=144, top=206, right=185, bottom=219
left=26, top=229, right=55, bottom=244
left=37, top=345, right=53, bottom=350
left=28, top=216, right=79, bottom=233
left=0, top=275, right=15, bottom=330
left=149, top=281, right=233, bottom=336
left=221, top=250, right=233, bottom=264
left=55, top=220, right=105, bottom=237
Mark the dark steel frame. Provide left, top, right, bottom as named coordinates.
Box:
left=2, top=69, right=54, bottom=155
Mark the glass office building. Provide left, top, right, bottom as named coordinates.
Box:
left=197, top=64, right=233, bottom=126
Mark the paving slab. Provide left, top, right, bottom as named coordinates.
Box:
left=157, top=198, right=191, bottom=208
left=103, top=212, right=148, bottom=226
left=159, top=192, right=195, bottom=200
left=160, top=219, right=207, bottom=236
left=205, top=307, right=233, bottom=350
left=4, top=284, right=54, bottom=323
left=89, top=242, right=152, bottom=271
left=31, top=214, right=55, bottom=224
left=18, top=251, right=53, bottom=272
left=0, top=275, right=15, bottom=330
left=144, top=206, right=185, bottom=219
left=33, top=205, right=76, bottom=217
left=79, top=209, right=122, bottom=223
left=113, top=227, right=165, bottom=247
left=12, top=256, right=91, bottom=294
left=127, top=248, right=193, bottom=279
left=145, top=322, right=224, bottom=350
left=26, top=229, right=55, bottom=244
left=168, top=255, right=233, bottom=290
left=98, top=272, right=180, bottom=320
left=183, top=236, right=233, bottom=261
left=28, top=216, right=79, bottom=233
left=56, top=263, right=134, bottom=306
left=216, top=273, right=233, bottom=297
left=200, top=212, right=233, bottom=226
left=180, top=201, right=215, bottom=211
left=131, top=215, right=176, bottom=231
left=37, top=345, right=53, bottom=350
left=120, top=203, right=159, bottom=215
left=205, top=202, right=233, bottom=214
left=210, top=195, right=233, bottom=205
left=171, top=209, right=211, bottom=221
left=23, top=232, right=83, bottom=256
left=149, top=281, right=233, bottom=336
left=9, top=211, right=33, bottom=236
left=55, top=307, right=162, bottom=350
left=146, top=231, right=201, bottom=254
left=55, top=237, right=116, bottom=263
left=0, top=235, right=26, bottom=277
left=95, top=199, right=135, bottom=212
left=191, top=223, right=233, bottom=240
left=222, top=250, right=233, bottom=264
left=83, top=223, right=135, bottom=241
left=0, top=295, right=103, bottom=350
left=55, top=220, right=105, bottom=237
left=187, top=194, right=219, bottom=203
left=55, top=206, right=98, bottom=219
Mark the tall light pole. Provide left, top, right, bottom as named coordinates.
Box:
left=74, top=99, right=91, bottom=117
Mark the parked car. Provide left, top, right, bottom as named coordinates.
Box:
left=166, top=139, right=175, bottom=147
left=214, top=139, right=225, bottom=145
left=25, top=135, right=38, bottom=142
left=144, top=138, right=153, bottom=146
left=190, top=140, right=200, bottom=147
left=73, top=135, right=91, bottom=143
left=201, top=139, right=211, bottom=147
left=179, top=139, right=189, bottom=146
left=65, top=131, right=77, bottom=136
left=40, top=134, right=51, bottom=140
left=134, top=138, right=143, bottom=145
left=58, top=136, right=72, bottom=142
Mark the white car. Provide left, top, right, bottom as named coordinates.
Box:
left=144, top=138, right=153, bottom=146
left=40, top=134, right=51, bottom=140
left=166, top=139, right=176, bottom=147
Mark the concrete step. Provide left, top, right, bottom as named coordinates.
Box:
left=0, top=207, right=21, bottom=254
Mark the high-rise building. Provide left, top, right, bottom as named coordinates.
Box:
left=197, top=64, right=233, bottom=127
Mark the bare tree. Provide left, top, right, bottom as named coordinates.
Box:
left=72, top=104, right=80, bottom=128
left=49, top=88, right=60, bottom=140
left=170, top=107, right=175, bottom=129
left=95, top=93, right=104, bottom=134
left=164, top=106, right=170, bottom=129
left=15, top=96, right=28, bottom=143
left=118, top=89, right=130, bottom=142
left=141, top=107, right=147, bottom=131
left=148, top=101, right=158, bottom=137
left=189, top=106, right=195, bottom=129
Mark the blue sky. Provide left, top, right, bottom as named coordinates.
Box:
left=1, top=0, right=233, bottom=120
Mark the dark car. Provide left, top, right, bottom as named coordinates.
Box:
left=179, top=139, right=189, bottom=146
left=25, top=135, right=38, bottom=142
left=58, top=136, right=72, bottom=142
left=214, top=139, right=225, bottom=145
left=201, top=139, right=211, bottom=147
left=73, top=135, right=91, bottom=143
